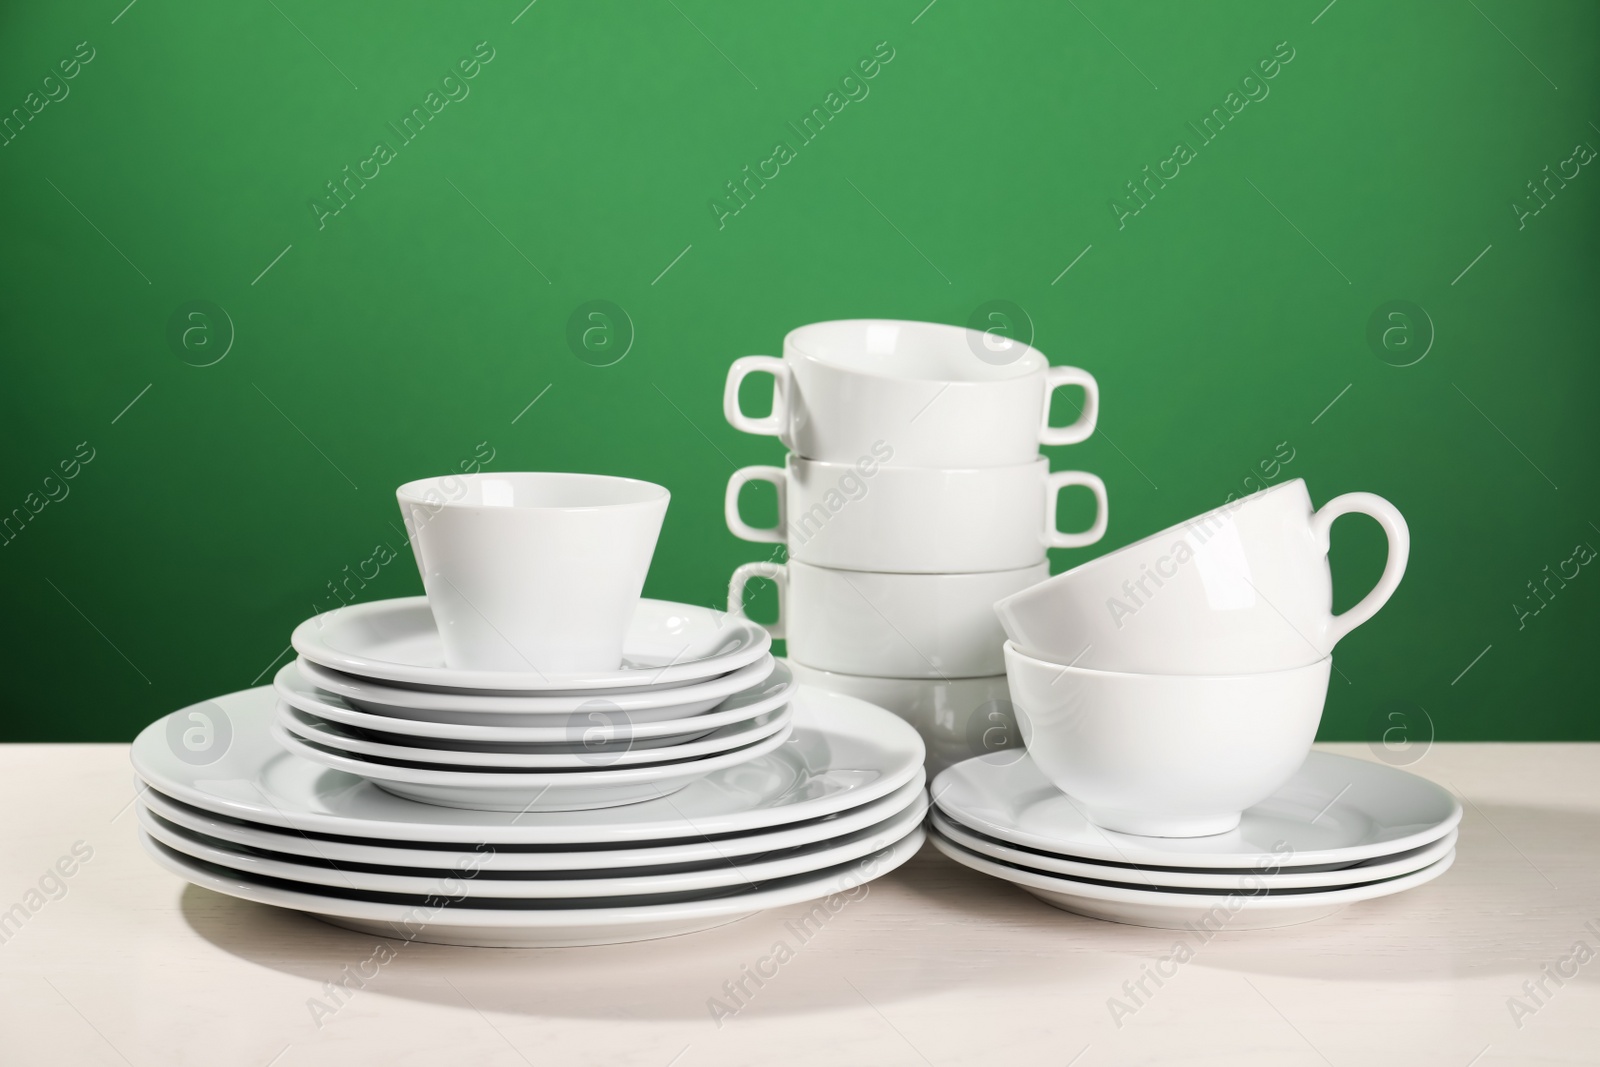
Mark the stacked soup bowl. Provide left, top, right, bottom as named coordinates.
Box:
left=722, top=319, right=1108, bottom=774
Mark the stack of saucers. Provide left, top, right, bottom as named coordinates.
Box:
left=928, top=752, right=1459, bottom=929
left=274, top=595, right=792, bottom=812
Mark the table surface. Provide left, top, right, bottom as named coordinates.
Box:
left=1, top=741, right=1595, bottom=1067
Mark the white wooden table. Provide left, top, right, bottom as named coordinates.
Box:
left=1, top=742, right=1595, bottom=1066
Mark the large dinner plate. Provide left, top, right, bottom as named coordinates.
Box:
left=141, top=824, right=925, bottom=947
left=131, top=685, right=925, bottom=843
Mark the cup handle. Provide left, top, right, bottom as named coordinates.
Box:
left=1045, top=470, right=1109, bottom=549
left=724, top=466, right=787, bottom=543
left=728, top=561, right=787, bottom=639
left=1039, top=365, right=1099, bottom=446
left=723, top=356, right=790, bottom=437
left=1312, top=492, right=1410, bottom=647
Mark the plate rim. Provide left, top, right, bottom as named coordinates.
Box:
left=291, top=596, right=770, bottom=691
left=930, top=829, right=1457, bottom=909
left=139, top=824, right=927, bottom=928
left=139, top=792, right=930, bottom=898
left=930, top=810, right=1460, bottom=890
left=276, top=659, right=795, bottom=740
left=136, top=772, right=928, bottom=870
left=931, top=751, right=1464, bottom=868
left=274, top=700, right=793, bottom=769
left=130, top=685, right=926, bottom=843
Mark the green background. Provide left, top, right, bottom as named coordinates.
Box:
left=1, top=1, right=1595, bottom=742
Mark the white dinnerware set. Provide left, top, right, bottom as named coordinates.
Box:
left=133, top=472, right=928, bottom=946
left=723, top=319, right=1108, bottom=774
left=931, top=478, right=1458, bottom=928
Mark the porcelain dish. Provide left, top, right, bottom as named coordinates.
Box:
left=137, top=773, right=926, bottom=872
left=143, top=824, right=926, bottom=947
left=931, top=751, right=1462, bottom=869
left=291, top=597, right=770, bottom=692
left=276, top=659, right=796, bottom=744
left=930, top=830, right=1456, bottom=930
left=131, top=686, right=926, bottom=843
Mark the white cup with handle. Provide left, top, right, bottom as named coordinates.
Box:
left=397, top=472, right=669, bottom=674
left=993, top=479, right=1408, bottom=674
left=729, top=559, right=1047, bottom=678
left=723, top=319, right=1098, bottom=468
left=725, top=456, right=1107, bottom=573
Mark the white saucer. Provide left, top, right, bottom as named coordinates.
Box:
left=933, top=751, right=1461, bottom=869
left=140, top=824, right=925, bottom=947
left=272, top=718, right=795, bottom=812
left=130, top=685, right=925, bottom=843
left=930, top=830, right=1456, bottom=930
left=140, top=790, right=928, bottom=897
left=138, top=773, right=926, bottom=871
left=276, top=659, right=794, bottom=742
left=292, top=597, right=770, bottom=692
left=274, top=700, right=793, bottom=768
left=931, top=810, right=1460, bottom=890
left=292, top=656, right=779, bottom=723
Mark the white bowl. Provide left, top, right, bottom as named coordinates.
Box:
left=1005, top=642, right=1330, bottom=838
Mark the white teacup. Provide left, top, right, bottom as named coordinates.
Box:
left=1005, top=643, right=1330, bottom=838
left=726, top=456, right=1107, bottom=573
left=993, top=479, right=1408, bottom=674
left=397, top=472, right=669, bottom=674
left=730, top=560, right=1046, bottom=678
left=723, top=319, right=1099, bottom=468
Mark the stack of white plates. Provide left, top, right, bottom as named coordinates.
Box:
left=131, top=685, right=928, bottom=947
left=930, top=752, right=1461, bottom=929
left=277, top=597, right=796, bottom=812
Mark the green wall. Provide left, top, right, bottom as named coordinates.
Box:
left=2, top=1, right=1595, bottom=742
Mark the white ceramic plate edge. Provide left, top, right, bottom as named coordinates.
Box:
left=291, top=597, right=771, bottom=691
left=130, top=686, right=926, bottom=843
left=932, top=752, right=1464, bottom=869
left=274, top=701, right=793, bottom=769
left=930, top=829, right=1457, bottom=910
left=140, top=791, right=930, bottom=898
left=140, top=823, right=926, bottom=930
left=931, top=810, right=1460, bottom=890
left=137, top=773, right=927, bottom=870
left=270, top=718, right=794, bottom=786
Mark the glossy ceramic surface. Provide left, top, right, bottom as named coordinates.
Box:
left=993, top=479, right=1409, bottom=674
left=931, top=750, right=1462, bottom=868
left=271, top=718, right=794, bottom=812
left=137, top=774, right=926, bottom=871
left=731, top=562, right=1045, bottom=678
left=1007, top=642, right=1330, bottom=836
left=930, top=830, right=1455, bottom=930
left=291, top=597, right=769, bottom=692
left=723, top=319, right=1098, bottom=467
left=141, top=824, right=926, bottom=947
left=274, top=659, right=794, bottom=746
left=131, top=685, right=926, bottom=843
left=931, top=811, right=1460, bottom=890
left=396, top=472, right=669, bottom=672
left=141, top=791, right=928, bottom=898
left=726, top=456, right=1107, bottom=571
